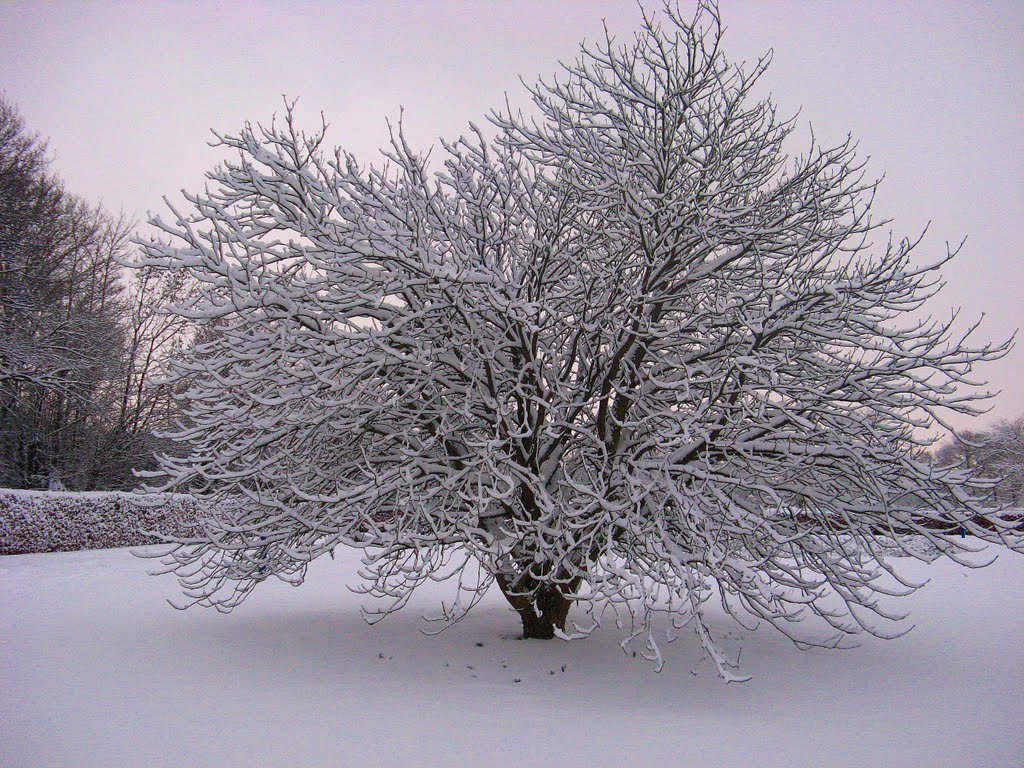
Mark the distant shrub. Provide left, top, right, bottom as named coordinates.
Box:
left=0, top=490, right=202, bottom=555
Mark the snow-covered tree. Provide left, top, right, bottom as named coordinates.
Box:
left=1, top=96, right=132, bottom=489
left=989, top=418, right=1024, bottom=507
left=0, top=95, right=183, bottom=490
left=935, top=416, right=1024, bottom=508
left=139, top=3, right=1018, bottom=678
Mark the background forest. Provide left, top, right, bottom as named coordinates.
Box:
left=0, top=96, right=188, bottom=490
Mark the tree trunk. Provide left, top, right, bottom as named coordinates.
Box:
left=496, top=575, right=573, bottom=639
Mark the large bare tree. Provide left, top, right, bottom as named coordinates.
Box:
left=139, top=3, right=1017, bottom=678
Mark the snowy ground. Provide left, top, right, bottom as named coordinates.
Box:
left=2, top=544, right=1021, bottom=768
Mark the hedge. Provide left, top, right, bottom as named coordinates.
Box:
left=0, top=489, right=202, bottom=555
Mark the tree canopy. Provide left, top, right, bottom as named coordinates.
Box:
left=139, top=3, right=1018, bottom=679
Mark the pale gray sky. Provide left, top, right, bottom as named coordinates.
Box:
left=2, top=1, right=1021, bottom=431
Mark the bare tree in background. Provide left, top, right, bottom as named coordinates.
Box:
left=935, top=416, right=1024, bottom=508
left=138, top=3, right=1017, bottom=678
left=0, top=95, right=184, bottom=489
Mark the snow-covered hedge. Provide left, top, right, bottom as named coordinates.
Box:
left=0, top=489, right=202, bottom=555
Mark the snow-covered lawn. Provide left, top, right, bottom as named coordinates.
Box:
left=2, top=545, right=1021, bottom=768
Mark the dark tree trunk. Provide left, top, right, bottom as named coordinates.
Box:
left=496, top=575, right=574, bottom=639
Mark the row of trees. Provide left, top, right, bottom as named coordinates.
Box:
left=0, top=96, right=187, bottom=490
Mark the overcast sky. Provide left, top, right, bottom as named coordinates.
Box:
left=2, top=1, right=1021, bottom=432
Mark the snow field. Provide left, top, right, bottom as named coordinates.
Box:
left=2, top=543, right=1021, bottom=767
